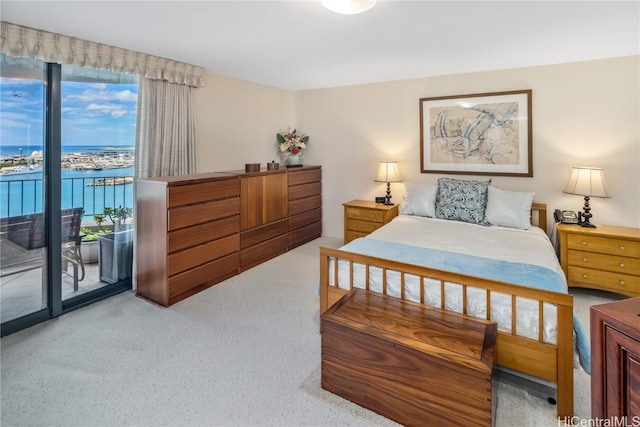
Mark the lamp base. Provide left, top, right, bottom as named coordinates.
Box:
left=384, top=182, right=394, bottom=206
left=579, top=196, right=597, bottom=228
left=579, top=220, right=596, bottom=228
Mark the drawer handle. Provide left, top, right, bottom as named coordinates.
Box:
left=582, top=241, right=588, bottom=246
left=620, top=263, right=625, bottom=268
left=582, top=258, right=588, bottom=263
left=370, top=214, right=375, bottom=218
left=371, top=225, right=376, bottom=230
left=620, top=280, right=625, bottom=286
left=583, top=274, right=588, bottom=279
left=619, top=245, right=625, bottom=251
left=353, top=224, right=357, bottom=229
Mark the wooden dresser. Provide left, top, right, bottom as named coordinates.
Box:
left=136, top=173, right=241, bottom=306
left=558, top=224, right=640, bottom=297
left=136, top=166, right=323, bottom=306
left=591, top=297, right=640, bottom=421
left=343, top=200, right=399, bottom=243
left=287, top=166, right=322, bottom=250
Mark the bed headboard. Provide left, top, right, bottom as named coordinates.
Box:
left=531, top=203, right=547, bottom=233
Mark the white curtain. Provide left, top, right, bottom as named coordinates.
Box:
left=135, top=78, right=198, bottom=178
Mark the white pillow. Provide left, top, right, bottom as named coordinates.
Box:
left=485, top=186, right=535, bottom=230
left=400, top=184, right=437, bottom=218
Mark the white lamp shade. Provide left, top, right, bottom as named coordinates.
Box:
left=375, top=161, right=402, bottom=183
left=321, top=0, right=376, bottom=15
left=563, top=166, right=610, bottom=198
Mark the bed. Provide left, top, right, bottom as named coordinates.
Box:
left=319, top=178, right=588, bottom=420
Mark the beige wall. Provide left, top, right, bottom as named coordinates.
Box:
left=195, top=56, right=639, bottom=240
left=195, top=73, right=295, bottom=172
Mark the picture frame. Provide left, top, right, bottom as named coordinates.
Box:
left=420, top=90, right=532, bottom=177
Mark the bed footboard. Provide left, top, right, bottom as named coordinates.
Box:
left=319, top=246, right=574, bottom=419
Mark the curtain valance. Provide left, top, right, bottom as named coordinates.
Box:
left=1, top=21, right=204, bottom=87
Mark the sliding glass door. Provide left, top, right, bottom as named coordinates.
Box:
left=0, top=54, right=48, bottom=326
left=0, top=54, right=138, bottom=336
left=59, top=64, right=138, bottom=305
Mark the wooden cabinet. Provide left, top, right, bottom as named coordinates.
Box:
left=322, top=289, right=496, bottom=427
left=136, top=166, right=323, bottom=306
left=287, top=166, right=322, bottom=250
left=343, top=200, right=399, bottom=243
left=136, top=173, right=240, bottom=306
left=558, top=224, right=640, bottom=297
left=238, top=170, right=288, bottom=271
left=591, top=298, right=640, bottom=421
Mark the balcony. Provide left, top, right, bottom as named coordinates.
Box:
left=0, top=175, right=134, bottom=324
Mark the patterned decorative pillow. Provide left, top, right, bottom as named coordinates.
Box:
left=400, top=184, right=437, bottom=218
left=435, top=177, right=491, bottom=225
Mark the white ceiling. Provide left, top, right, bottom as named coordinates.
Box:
left=1, top=1, right=638, bottom=91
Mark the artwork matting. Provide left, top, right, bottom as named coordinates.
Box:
left=420, top=90, right=532, bottom=177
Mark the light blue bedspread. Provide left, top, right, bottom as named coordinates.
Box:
left=342, top=237, right=591, bottom=374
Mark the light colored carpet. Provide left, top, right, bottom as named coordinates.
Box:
left=0, top=236, right=620, bottom=426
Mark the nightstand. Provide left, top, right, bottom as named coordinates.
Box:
left=557, top=224, right=640, bottom=297
left=343, top=200, right=399, bottom=243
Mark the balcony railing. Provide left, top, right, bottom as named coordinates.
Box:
left=0, top=175, right=134, bottom=220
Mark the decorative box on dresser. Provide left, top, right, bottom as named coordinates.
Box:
left=236, top=169, right=288, bottom=272
left=287, top=166, right=322, bottom=250
left=590, top=297, right=640, bottom=422
left=136, top=173, right=241, bottom=307
left=558, top=224, right=640, bottom=297
left=343, top=200, right=399, bottom=243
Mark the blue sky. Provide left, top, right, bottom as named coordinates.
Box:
left=1, top=77, right=138, bottom=149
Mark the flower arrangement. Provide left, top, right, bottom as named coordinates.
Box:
left=277, top=128, right=309, bottom=158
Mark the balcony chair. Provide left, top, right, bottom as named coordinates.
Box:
left=61, top=207, right=85, bottom=291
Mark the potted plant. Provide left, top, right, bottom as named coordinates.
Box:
left=96, top=206, right=134, bottom=284
left=80, top=227, right=108, bottom=264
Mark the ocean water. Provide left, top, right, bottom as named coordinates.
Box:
left=0, top=163, right=134, bottom=220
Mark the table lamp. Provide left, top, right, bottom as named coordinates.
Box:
left=562, top=166, right=610, bottom=228
left=375, top=161, right=402, bottom=206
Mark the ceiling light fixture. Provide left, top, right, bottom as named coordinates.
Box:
left=321, top=0, right=377, bottom=15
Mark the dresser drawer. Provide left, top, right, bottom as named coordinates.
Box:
left=288, top=208, right=322, bottom=231
left=288, top=167, right=321, bottom=186
left=346, top=207, right=384, bottom=223
left=567, top=234, right=640, bottom=257
left=240, top=219, right=287, bottom=250
left=168, top=253, right=239, bottom=305
left=168, top=234, right=239, bottom=276
left=345, top=230, right=368, bottom=243
left=168, top=179, right=239, bottom=208
left=567, top=249, right=640, bottom=276
left=168, top=197, right=240, bottom=231
left=168, top=215, right=239, bottom=253
left=289, top=194, right=322, bottom=216
left=288, top=181, right=321, bottom=201
left=346, top=219, right=384, bottom=234
left=568, top=266, right=640, bottom=297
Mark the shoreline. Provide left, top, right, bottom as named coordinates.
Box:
left=0, top=151, right=135, bottom=176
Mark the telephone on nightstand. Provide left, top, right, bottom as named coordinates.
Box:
left=554, top=209, right=579, bottom=224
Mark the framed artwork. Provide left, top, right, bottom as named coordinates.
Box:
left=420, top=90, right=532, bottom=177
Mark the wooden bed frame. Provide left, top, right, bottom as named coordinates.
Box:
left=319, top=203, right=575, bottom=420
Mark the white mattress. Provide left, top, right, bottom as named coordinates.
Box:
left=332, top=215, right=568, bottom=345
